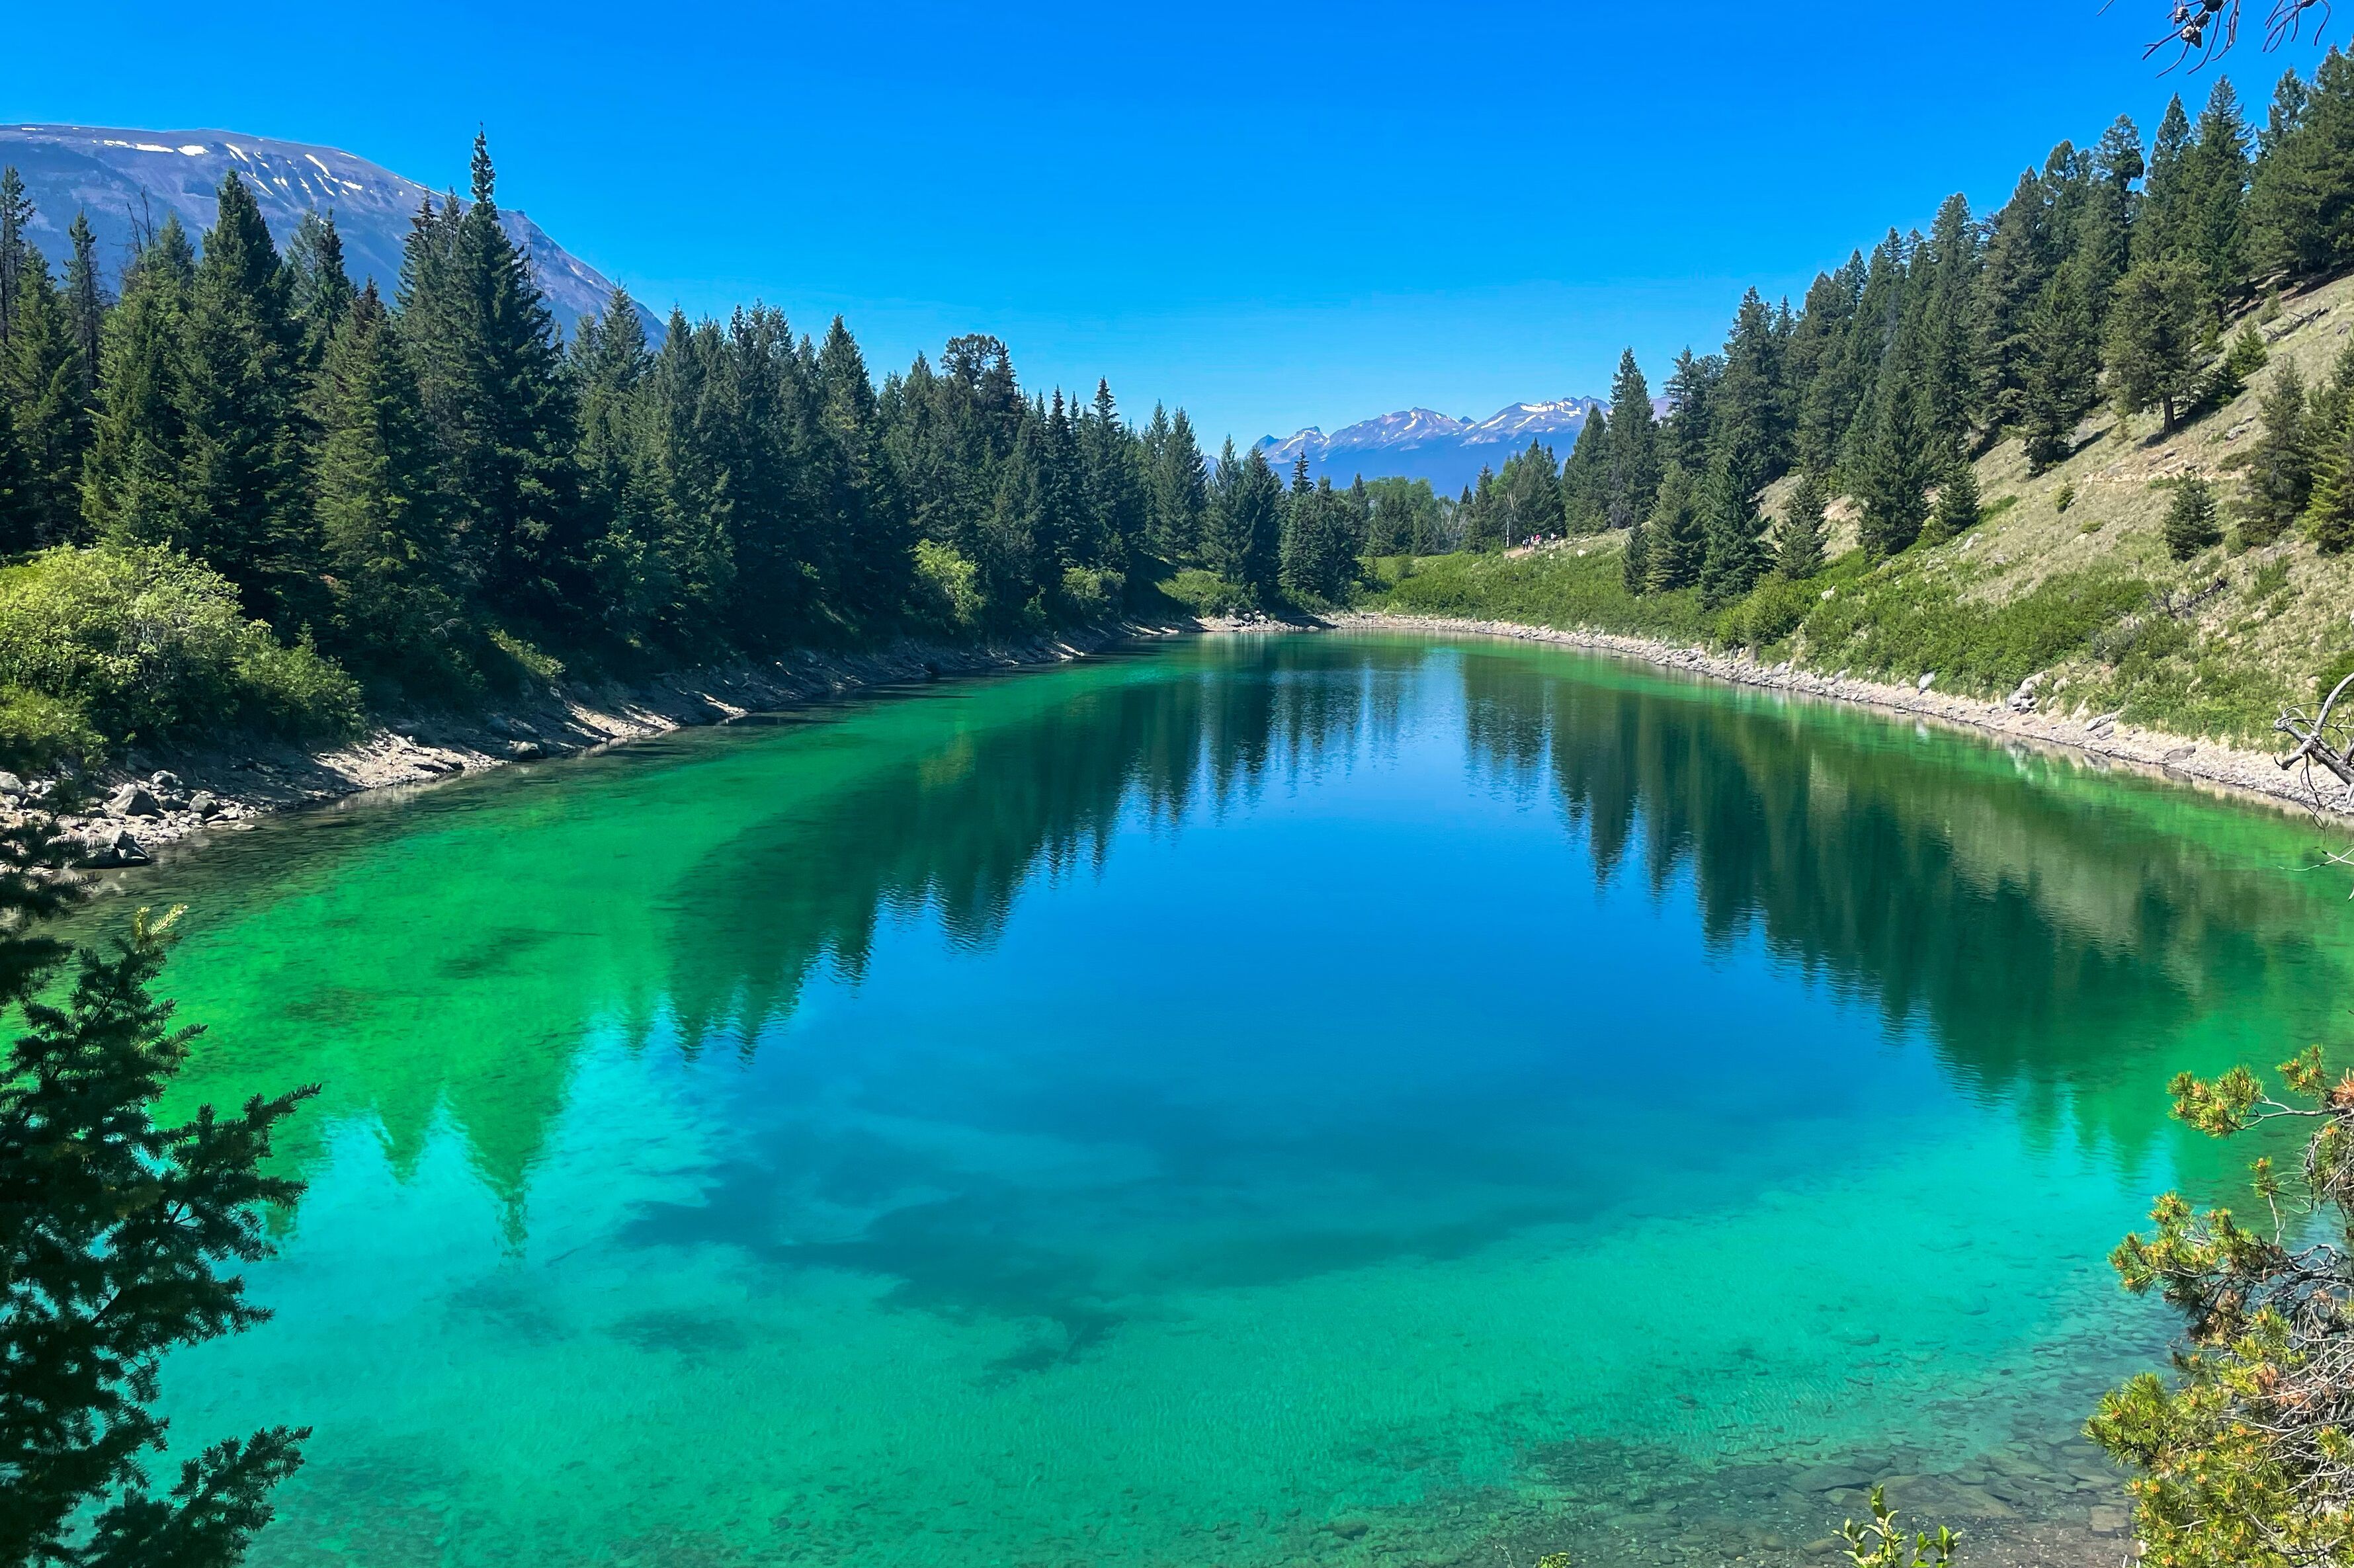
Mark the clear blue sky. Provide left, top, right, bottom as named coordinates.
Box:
left=8, top=2, right=2318, bottom=447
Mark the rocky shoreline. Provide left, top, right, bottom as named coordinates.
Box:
left=1330, top=609, right=2347, bottom=823
left=24, top=606, right=2337, bottom=872
left=20, top=622, right=1183, bottom=868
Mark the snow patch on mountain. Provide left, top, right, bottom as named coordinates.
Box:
left=0, top=123, right=659, bottom=343
left=1254, top=397, right=1604, bottom=491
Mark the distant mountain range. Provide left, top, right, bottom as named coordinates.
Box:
left=0, top=124, right=659, bottom=342
left=1254, top=397, right=1625, bottom=493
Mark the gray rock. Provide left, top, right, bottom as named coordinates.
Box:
left=1916, top=671, right=1937, bottom=692
left=83, top=829, right=150, bottom=868
left=0, top=772, right=22, bottom=794
left=188, top=791, right=220, bottom=819
left=149, top=770, right=182, bottom=790
left=505, top=739, right=546, bottom=761
left=105, top=784, right=163, bottom=818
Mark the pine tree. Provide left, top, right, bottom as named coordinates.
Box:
left=2106, top=257, right=2207, bottom=430
left=1975, top=169, right=2055, bottom=435
left=1150, top=405, right=1209, bottom=561
left=571, top=288, right=665, bottom=641
left=1661, top=348, right=1722, bottom=475
left=2181, top=79, right=2252, bottom=314
left=63, top=211, right=104, bottom=400
left=284, top=210, right=355, bottom=374
left=1560, top=405, right=1607, bottom=533
left=0, top=893, right=316, bottom=1568
left=1776, top=470, right=1830, bottom=580
left=1206, top=444, right=1282, bottom=600
left=1853, top=380, right=1935, bottom=556
left=2306, top=363, right=2354, bottom=555
left=2018, top=258, right=2103, bottom=473
left=1463, top=464, right=1501, bottom=551
left=1645, top=462, right=1705, bottom=591
left=313, top=282, right=461, bottom=676
left=1620, top=513, right=1650, bottom=595
left=2249, top=52, right=2354, bottom=280
left=1711, top=288, right=1792, bottom=479
left=5, top=254, right=89, bottom=546
left=169, top=171, right=314, bottom=622
left=2259, top=67, right=2308, bottom=157
left=2164, top=475, right=2224, bottom=559
left=2139, top=95, right=2197, bottom=265
left=2238, top=361, right=2312, bottom=547
left=401, top=136, right=588, bottom=627
left=1913, top=194, right=1980, bottom=454
left=83, top=217, right=195, bottom=546
left=1495, top=440, right=1562, bottom=546
left=1792, top=253, right=1868, bottom=477
left=0, top=401, right=28, bottom=554
left=1923, top=460, right=1980, bottom=546
left=1697, top=452, right=1767, bottom=606
left=0, top=165, right=32, bottom=353
left=1603, top=349, right=1660, bottom=530
left=1280, top=474, right=1355, bottom=604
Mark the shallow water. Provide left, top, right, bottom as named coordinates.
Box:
left=113, top=633, right=2351, bottom=1565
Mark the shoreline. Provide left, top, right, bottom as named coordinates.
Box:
left=38, top=602, right=2343, bottom=868
left=1328, top=609, right=2349, bottom=823
left=39, top=621, right=1193, bottom=866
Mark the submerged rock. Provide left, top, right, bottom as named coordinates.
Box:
left=83, top=829, right=149, bottom=868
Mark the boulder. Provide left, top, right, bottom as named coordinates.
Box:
left=149, top=770, right=183, bottom=790
left=505, top=739, right=547, bottom=761
left=188, top=791, right=221, bottom=819
left=0, top=771, right=22, bottom=796
left=83, top=829, right=150, bottom=868
left=105, top=784, right=163, bottom=818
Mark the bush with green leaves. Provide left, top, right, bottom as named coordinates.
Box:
left=1841, top=1486, right=1956, bottom=1568
left=1157, top=568, right=1253, bottom=619
left=2089, top=1048, right=2354, bottom=1567
left=912, top=540, right=986, bottom=634
left=0, top=545, right=361, bottom=761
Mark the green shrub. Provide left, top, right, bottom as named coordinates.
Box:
left=0, top=690, right=105, bottom=772
left=1800, top=565, right=2152, bottom=696
left=485, top=626, right=566, bottom=690
left=1159, top=568, right=1252, bottom=618
left=913, top=540, right=986, bottom=633
left=1372, top=546, right=1718, bottom=643
left=1718, top=574, right=1818, bottom=649
left=2056, top=481, right=2078, bottom=513
left=2316, top=644, right=2354, bottom=703
left=1058, top=565, right=1124, bottom=625
left=0, top=544, right=362, bottom=761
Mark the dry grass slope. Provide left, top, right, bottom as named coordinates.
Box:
left=1375, top=272, right=2354, bottom=749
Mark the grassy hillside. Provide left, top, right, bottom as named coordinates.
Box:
left=1371, top=272, right=2354, bottom=749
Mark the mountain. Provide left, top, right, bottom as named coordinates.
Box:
left=1255, top=397, right=1607, bottom=493
left=0, top=124, right=659, bottom=342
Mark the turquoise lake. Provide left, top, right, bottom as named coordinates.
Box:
left=110, top=632, right=2353, bottom=1565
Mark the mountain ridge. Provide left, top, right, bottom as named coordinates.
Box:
left=0, top=123, right=659, bottom=342
left=1253, top=397, right=1619, bottom=492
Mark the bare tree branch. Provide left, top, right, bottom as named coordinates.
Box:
left=2142, top=0, right=2332, bottom=69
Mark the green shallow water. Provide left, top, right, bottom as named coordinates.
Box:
left=101, top=633, right=2353, bottom=1565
